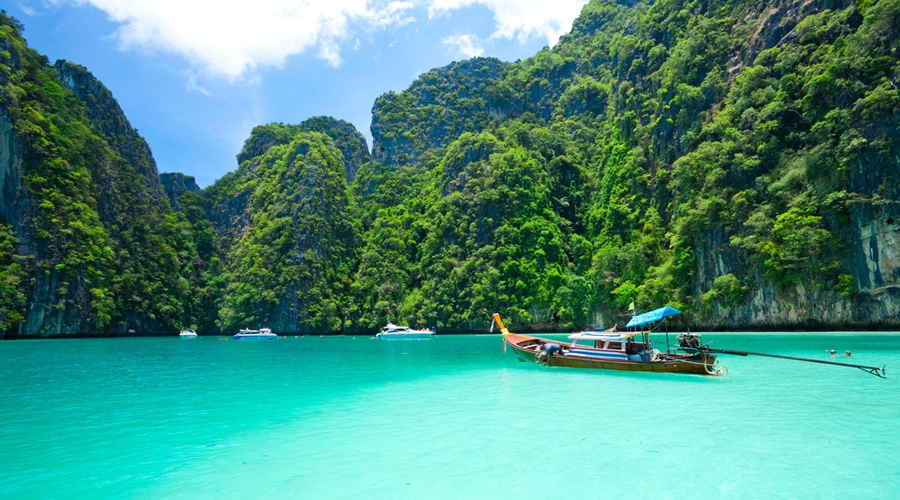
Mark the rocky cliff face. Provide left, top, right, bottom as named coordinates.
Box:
left=690, top=207, right=900, bottom=330
left=214, top=119, right=370, bottom=256
left=843, top=199, right=900, bottom=328
left=298, top=116, right=371, bottom=182
left=0, top=110, right=26, bottom=235
left=54, top=60, right=169, bottom=221
left=2, top=11, right=198, bottom=336
left=0, top=42, right=100, bottom=335
left=159, top=172, right=201, bottom=210
left=5, top=2, right=900, bottom=335
left=0, top=111, right=96, bottom=335
left=370, top=57, right=512, bottom=167
left=694, top=0, right=900, bottom=330
left=211, top=131, right=360, bottom=333
left=50, top=61, right=176, bottom=335
left=365, top=0, right=900, bottom=332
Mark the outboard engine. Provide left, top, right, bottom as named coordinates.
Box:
left=677, top=333, right=702, bottom=350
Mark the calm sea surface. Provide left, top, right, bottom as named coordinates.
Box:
left=2, top=332, right=899, bottom=499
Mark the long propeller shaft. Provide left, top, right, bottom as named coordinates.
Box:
left=696, top=347, right=886, bottom=378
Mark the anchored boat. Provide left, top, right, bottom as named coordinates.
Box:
left=234, top=327, right=277, bottom=340
left=179, top=327, right=198, bottom=338
left=375, top=323, right=435, bottom=339
left=494, top=307, right=721, bottom=375
left=495, top=308, right=887, bottom=378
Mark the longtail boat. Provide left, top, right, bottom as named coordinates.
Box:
left=493, top=307, right=722, bottom=375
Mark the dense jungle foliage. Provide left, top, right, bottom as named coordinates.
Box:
left=1, top=12, right=201, bottom=334
left=209, top=125, right=361, bottom=333
left=3, top=0, right=899, bottom=335
left=0, top=220, right=26, bottom=331
left=355, top=0, right=900, bottom=330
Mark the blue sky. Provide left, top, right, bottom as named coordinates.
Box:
left=5, top=0, right=589, bottom=187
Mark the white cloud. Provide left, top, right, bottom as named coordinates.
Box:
left=72, top=0, right=416, bottom=80
left=442, top=34, right=483, bottom=58
left=15, top=3, right=39, bottom=17
left=185, top=73, right=211, bottom=96
left=60, top=0, right=585, bottom=80
left=428, top=0, right=588, bottom=45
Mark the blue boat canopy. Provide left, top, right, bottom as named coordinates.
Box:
left=626, top=306, right=681, bottom=328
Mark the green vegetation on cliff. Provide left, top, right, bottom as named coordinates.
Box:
left=2, top=12, right=200, bottom=334
left=358, top=0, right=900, bottom=330
left=4, top=0, right=900, bottom=335
left=0, top=221, right=27, bottom=331
left=210, top=126, right=361, bottom=333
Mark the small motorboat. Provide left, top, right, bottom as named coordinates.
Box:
left=179, top=327, right=198, bottom=338
left=375, top=323, right=435, bottom=339
left=234, top=327, right=277, bottom=340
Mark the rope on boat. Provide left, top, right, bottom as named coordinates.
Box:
left=646, top=324, right=729, bottom=375
left=700, top=350, right=727, bottom=376
left=700, top=351, right=728, bottom=376
left=675, top=351, right=728, bottom=376
left=658, top=350, right=727, bottom=376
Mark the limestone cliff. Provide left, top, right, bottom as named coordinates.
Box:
left=209, top=130, right=360, bottom=333
left=159, top=172, right=201, bottom=210
left=1, top=13, right=197, bottom=336
left=4, top=1, right=900, bottom=335
left=371, top=57, right=512, bottom=167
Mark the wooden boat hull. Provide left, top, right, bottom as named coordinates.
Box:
left=505, top=333, right=717, bottom=375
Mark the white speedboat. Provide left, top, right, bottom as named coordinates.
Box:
left=179, top=327, right=198, bottom=338
left=375, top=323, right=435, bottom=339
left=234, top=327, right=277, bottom=340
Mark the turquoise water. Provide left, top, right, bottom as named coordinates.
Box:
left=2, top=333, right=899, bottom=498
